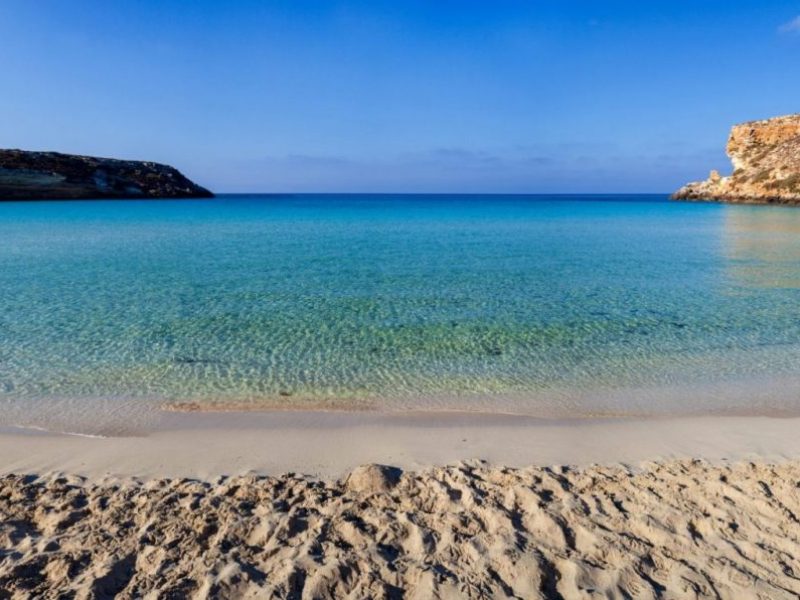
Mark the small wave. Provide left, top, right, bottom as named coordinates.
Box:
left=8, top=423, right=109, bottom=439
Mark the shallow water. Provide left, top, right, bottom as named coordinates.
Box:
left=2, top=194, right=800, bottom=434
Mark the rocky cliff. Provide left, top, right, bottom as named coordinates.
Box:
left=0, top=150, right=212, bottom=200
left=672, top=114, right=800, bottom=204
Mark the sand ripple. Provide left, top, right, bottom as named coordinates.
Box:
left=1, top=460, right=799, bottom=598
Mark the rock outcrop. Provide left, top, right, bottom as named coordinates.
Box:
left=673, top=114, right=800, bottom=204
left=0, top=149, right=212, bottom=200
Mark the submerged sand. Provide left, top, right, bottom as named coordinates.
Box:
left=1, top=459, right=799, bottom=599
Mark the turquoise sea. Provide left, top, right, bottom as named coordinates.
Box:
left=3, top=194, right=800, bottom=435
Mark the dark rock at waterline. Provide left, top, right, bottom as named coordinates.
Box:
left=0, top=149, right=212, bottom=200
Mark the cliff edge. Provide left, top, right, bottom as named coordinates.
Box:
left=0, top=150, right=212, bottom=200
left=672, top=114, right=800, bottom=204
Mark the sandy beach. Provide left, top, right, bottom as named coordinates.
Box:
left=3, top=411, right=800, bottom=479
left=4, top=0, right=800, bottom=596
left=1, top=413, right=800, bottom=598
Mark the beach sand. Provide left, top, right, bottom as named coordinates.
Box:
left=2, top=413, right=800, bottom=598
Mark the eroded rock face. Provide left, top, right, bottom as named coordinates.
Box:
left=0, top=149, right=212, bottom=200
left=673, top=114, right=800, bottom=204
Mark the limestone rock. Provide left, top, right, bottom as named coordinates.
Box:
left=673, top=114, right=800, bottom=204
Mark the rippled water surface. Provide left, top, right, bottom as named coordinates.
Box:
left=3, top=194, right=800, bottom=433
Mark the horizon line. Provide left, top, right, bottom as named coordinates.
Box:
left=210, top=191, right=674, bottom=196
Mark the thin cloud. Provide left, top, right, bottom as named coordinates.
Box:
left=201, top=142, right=685, bottom=193
left=779, top=16, right=800, bottom=33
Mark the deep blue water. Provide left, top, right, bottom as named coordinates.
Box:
left=3, top=194, right=800, bottom=434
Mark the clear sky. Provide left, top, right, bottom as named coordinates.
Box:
left=2, top=1, right=799, bottom=193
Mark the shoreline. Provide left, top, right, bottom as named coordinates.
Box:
left=4, top=410, right=800, bottom=480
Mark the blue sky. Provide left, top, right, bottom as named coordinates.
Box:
left=2, top=1, right=799, bottom=193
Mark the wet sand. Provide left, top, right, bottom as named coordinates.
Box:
left=2, top=411, right=800, bottom=480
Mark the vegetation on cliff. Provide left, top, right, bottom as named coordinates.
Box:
left=0, top=150, right=212, bottom=200
left=673, top=114, right=800, bottom=204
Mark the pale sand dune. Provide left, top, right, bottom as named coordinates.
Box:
left=1, top=460, right=800, bottom=599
